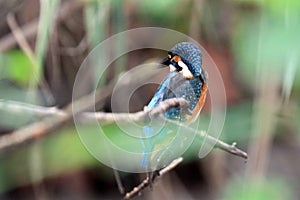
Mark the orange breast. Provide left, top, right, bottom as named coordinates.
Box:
left=186, top=83, right=208, bottom=123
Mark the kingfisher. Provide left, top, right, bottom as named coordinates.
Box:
left=141, top=42, right=208, bottom=170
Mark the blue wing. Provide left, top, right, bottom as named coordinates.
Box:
left=148, top=72, right=202, bottom=119
left=147, top=73, right=174, bottom=109
left=141, top=72, right=203, bottom=167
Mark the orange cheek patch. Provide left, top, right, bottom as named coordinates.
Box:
left=173, top=55, right=181, bottom=62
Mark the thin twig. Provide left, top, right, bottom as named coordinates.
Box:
left=6, top=12, right=55, bottom=104
left=155, top=120, right=248, bottom=159
left=123, top=131, right=247, bottom=200
left=0, top=19, right=38, bottom=52
left=59, top=36, right=88, bottom=56
left=6, top=13, right=37, bottom=64
left=113, top=169, right=125, bottom=194
left=196, top=130, right=248, bottom=159
left=123, top=157, right=183, bottom=200
left=0, top=1, right=83, bottom=52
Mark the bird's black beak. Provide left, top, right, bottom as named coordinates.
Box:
left=160, top=57, right=170, bottom=67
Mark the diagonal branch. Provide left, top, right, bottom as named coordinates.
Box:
left=124, top=157, right=184, bottom=200
left=0, top=1, right=83, bottom=52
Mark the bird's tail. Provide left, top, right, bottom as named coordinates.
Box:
left=141, top=126, right=154, bottom=167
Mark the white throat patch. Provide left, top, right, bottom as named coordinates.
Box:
left=169, top=64, right=176, bottom=72
left=178, top=61, right=193, bottom=79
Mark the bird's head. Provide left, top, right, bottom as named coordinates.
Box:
left=161, top=42, right=202, bottom=79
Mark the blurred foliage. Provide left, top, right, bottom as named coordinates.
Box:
left=222, top=177, right=293, bottom=200
left=234, top=0, right=300, bottom=14
left=184, top=102, right=252, bottom=161
left=232, top=0, right=300, bottom=90
left=221, top=102, right=252, bottom=142
left=35, top=0, right=59, bottom=71
left=297, top=103, right=300, bottom=136
left=84, top=1, right=108, bottom=48
left=0, top=126, right=98, bottom=194
left=138, top=0, right=178, bottom=22
left=111, top=0, right=126, bottom=75
left=0, top=0, right=299, bottom=198
left=137, top=0, right=190, bottom=32
left=0, top=50, right=37, bottom=86
left=84, top=0, right=109, bottom=87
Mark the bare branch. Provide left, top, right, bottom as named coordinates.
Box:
left=0, top=65, right=164, bottom=151
left=0, top=98, right=248, bottom=159
left=124, top=157, right=183, bottom=200
left=195, top=130, right=248, bottom=159
left=0, top=96, right=187, bottom=150
left=122, top=131, right=247, bottom=199
left=0, top=97, right=189, bottom=125
left=0, top=96, right=188, bottom=151
left=6, top=13, right=37, bottom=64
left=0, top=81, right=114, bottom=151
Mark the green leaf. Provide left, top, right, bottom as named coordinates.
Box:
left=137, top=0, right=182, bottom=24
left=0, top=50, right=38, bottom=86
left=232, top=9, right=300, bottom=90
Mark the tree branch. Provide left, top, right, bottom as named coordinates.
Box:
left=123, top=157, right=184, bottom=200
left=0, top=97, right=189, bottom=150
left=0, top=97, right=189, bottom=125
left=0, top=98, right=247, bottom=159
left=0, top=62, right=164, bottom=151
left=0, top=80, right=115, bottom=151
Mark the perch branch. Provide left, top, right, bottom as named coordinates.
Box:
left=124, top=157, right=183, bottom=200
left=0, top=97, right=188, bottom=151
left=178, top=128, right=248, bottom=159
left=0, top=98, right=247, bottom=159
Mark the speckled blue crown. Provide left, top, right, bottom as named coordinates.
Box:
left=169, top=42, right=202, bottom=77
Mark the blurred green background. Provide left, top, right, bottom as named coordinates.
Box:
left=0, top=0, right=299, bottom=199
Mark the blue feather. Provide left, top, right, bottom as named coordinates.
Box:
left=141, top=42, right=205, bottom=168
left=141, top=72, right=202, bottom=167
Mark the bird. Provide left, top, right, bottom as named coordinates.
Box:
left=141, top=42, right=208, bottom=171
